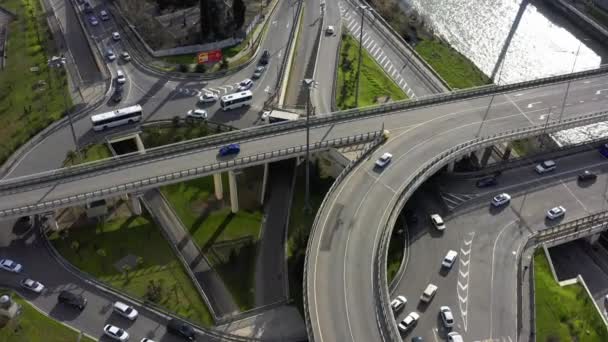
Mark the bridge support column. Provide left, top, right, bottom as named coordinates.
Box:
left=130, top=194, right=142, bottom=216
left=213, top=173, right=224, bottom=200
left=447, top=161, right=455, bottom=173
left=135, top=134, right=145, bottom=153
left=44, top=215, right=59, bottom=231
left=503, top=145, right=513, bottom=161
left=481, top=146, right=493, bottom=167
left=587, top=233, right=601, bottom=245
left=260, top=163, right=269, bottom=205
left=229, top=170, right=239, bottom=213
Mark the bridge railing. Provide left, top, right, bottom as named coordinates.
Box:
left=2, top=63, right=607, bottom=192
left=374, top=108, right=608, bottom=341
left=0, top=132, right=382, bottom=218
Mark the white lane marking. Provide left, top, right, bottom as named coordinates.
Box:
left=539, top=112, right=554, bottom=121
left=458, top=232, right=475, bottom=332
left=560, top=180, right=589, bottom=213
left=514, top=93, right=524, bottom=97
left=432, top=328, right=440, bottom=342
left=595, top=88, right=608, bottom=95
left=505, top=94, right=534, bottom=124
left=399, top=79, right=404, bottom=87
left=526, top=101, right=541, bottom=108
left=579, top=100, right=585, bottom=103
left=489, top=220, right=517, bottom=339
left=264, top=86, right=271, bottom=93
left=383, top=59, right=390, bottom=68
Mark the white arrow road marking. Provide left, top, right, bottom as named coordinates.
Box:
left=595, top=89, right=608, bottom=95
left=264, top=86, right=271, bottom=93
left=527, top=101, right=541, bottom=108
left=460, top=248, right=471, bottom=256
left=459, top=269, right=469, bottom=277
left=458, top=282, right=468, bottom=291
left=539, top=112, right=553, bottom=120
left=514, top=93, right=523, bottom=97
left=460, top=258, right=470, bottom=266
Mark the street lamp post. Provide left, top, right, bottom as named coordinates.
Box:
left=354, top=5, right=368, bottom=108
left=558, top=39, right=588, bottom=122
left=303, top=79, right=315, bottom=212
left=48, top=56, right=81, bottom=160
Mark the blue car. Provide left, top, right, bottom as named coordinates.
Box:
left=219, top=144, right=240, bottom=157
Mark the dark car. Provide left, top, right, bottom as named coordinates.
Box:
left=578, top=170, right=597, bottom=182
left=167, top=319, right=196, bottom=341
left=218, top=144, right=240, bottom=157
left=111, top=87, right=123, bottom=103
left=259, top=49, right=270, bottom=65
left=476, top=176, right=497, bottom=188
left=58, top=291, right=87, bottom=310
left=83, top=1, right=93, bottom=13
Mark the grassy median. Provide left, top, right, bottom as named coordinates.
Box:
left=415, top=39, right=490, bottom=89
left=336, top=33, right=407, bottom=110
left=0, top=0, right=71, bottom=165
left=534, top=250, right=608, bottom=342
left=0, top=290, right=96, bottom=342
left=50, top=204, right=213, bottom=326
left=162, top=171, right=263, bottom=311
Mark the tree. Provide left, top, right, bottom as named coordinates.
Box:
left=178, top=63, right=189, bottom=72
left=232, top=0, right=246, bottom=30
left=136, top=256, right=144, bottom=269
left=96, top=248, right=107, bottom=271
left=71, top=241, right=80, bottom=258
left=195, top=63, right=206, bottom=73
left=66, top=150, right=77, bottom=164
left=219, top=56, right=229, bottom=70
left=122, top=265, right=131, bottom=280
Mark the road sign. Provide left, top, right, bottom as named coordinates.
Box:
left=197, top=50, right=222, bottom=64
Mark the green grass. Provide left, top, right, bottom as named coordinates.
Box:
left=49, top=208, right=213, bottom=326
left=336, top=33, right=407, bottom=110
left=141, top=122, right=225, bottom=149
left=287, top=163, right=334, bottom=316
left=0, top=290, right=96, bottom=342
left=386, top=217, right=406, bottom=284
left=0, top=0, right=72, bottom=166
left=415, top=39, right=491, bottom=89
left=161, top=53, right=197, bottom=65
left=63, top=143, right=111, bottom=166
left=534, top=250, right=608, bottom=342
left=162, top=177, right=263, bottom=310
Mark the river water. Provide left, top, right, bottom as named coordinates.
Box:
left=402, top=0, right=607, bottom=84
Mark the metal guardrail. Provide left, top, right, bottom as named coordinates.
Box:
left=374, top=109, right=608, bottom=341
left=527, top=210, right=608, bottom=248
left=302, top=132, right=386, bottom=342
left=0, top=132, right=382, bottom=218
left=38, top=224, right=260, bottom=341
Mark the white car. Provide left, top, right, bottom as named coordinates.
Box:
left=20, top=279, right=44, bottom=293
left=120, top=51, right=131, bottom=61
left=535, top=160, right=556, bottom=174
left=430, top=214, right=445, bottom=231
left=103, top=324, right=129, bottom=341
left=375, top=152, right=393, bottom=168
left=491, top=193, right=511, bottom=207
left=447, top=332, right=464, bottom=342
left=441, top=250, right=458, bottom=269
left=0, top=259, right=22, bottom=273
left=326, top=25, right=335, bottom=35
left=440, top=306, right=455, bottom=328
left=420, top=283, right=438, bottom=303
left=199, top=93, right=218, bottom=103
left=106, top=49, right=116, bottom=61
left=390, top=295, right=407, bottom=312
left=252, top=66, right=265, bottom=79
left=116, top=70, right=126, bottom=84
left=100, top=10, right=110, bottom=21
left=398, top=311, right=419, bottom=332
left=546, top=206, right=566, bottom=220
left=113, top=301, right=138, bottom=320
left=141, top=339, right=156, bottom=342
left=238, top=78, right=253, bottom=91
left=187, top=109, right=208, bottom=120
left=112, top=31, right=121, bottom=41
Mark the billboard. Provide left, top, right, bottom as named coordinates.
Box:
left=197, top=50, right=222, bottom=64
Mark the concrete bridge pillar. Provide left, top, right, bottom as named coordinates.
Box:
left=130, top=194, right=143, bottom=216
left=587, top=233, right=601, bottom=245
left=503, top=145, right=513, bottom=161
left=229, top=170, right=239, bottom=213
left=480, top=146, right=493, bottom=167
left=135, top=134, right=145, bottom=153
left=44, top=215, right=59, bottom=231
left=213, top=173, right=224, bottom=200
left=260, top=163, right=269, bottom=205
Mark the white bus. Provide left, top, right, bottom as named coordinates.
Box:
left=220, top=91, right=253, bottom=111
left=91, top=105, right=143, bottom=131
left=262, top=110, right=299, bottom=124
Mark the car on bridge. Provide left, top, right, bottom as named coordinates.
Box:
left=430, top=214, right=445, bottom=231
left=112, top=32, right=121, bottom=41
left=546, top=206, right=566, bottom=220
left=390, top=295, right=407, bottom=313
left=120, top=51, right=131, bottom=61
left=106, top=49, right=117, bottom=62
left=0, top=259, right=22, bottom=273
left=375, top=152, right=393, bottom=168
left=535, top=160, right=556, bottom=174
left=398, top=312, right=419, bottom=333
left=326, top=25, right=335, bottom=35
left=20, top=279, right=45, bottom=293
left=238, top=78, right=254, bottom=91
left=441, top=250, right=458, bottom=269
left=103, top=324, right=129, bottom=341
left=491, top=193, right=511, bottom=207
left=219, top=144, right=240, bottom=157
left=100, top=10, right=110, bottom=21
left=476, top=176, right=497, bottom=188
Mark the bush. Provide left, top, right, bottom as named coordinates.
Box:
left=178, top=64, right=190, bottom=72
left=195, top=63, right=206, bottom=73
left=172, top=116, right=181, bottom=127
left=219, top=57, right=229, bottom=70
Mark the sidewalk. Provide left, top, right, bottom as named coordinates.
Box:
left=142, top=189, right=239, bottom=319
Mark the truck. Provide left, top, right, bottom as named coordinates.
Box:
left=261, top=110, right=300, bottom=124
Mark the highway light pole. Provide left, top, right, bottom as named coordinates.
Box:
left=48, top=56, right=81, bottom=160
left=558, top=38, right=589, bottom=122
left=303, top=79, right=315, bottom=213
left=476, top=47, right=508, bottom=138
left=354, top=5, right=368, bottom=108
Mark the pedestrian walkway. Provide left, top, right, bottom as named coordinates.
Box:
left=142, top=189, right=239, bottom=319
